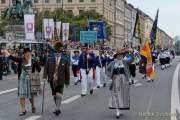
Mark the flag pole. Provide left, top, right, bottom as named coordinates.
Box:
left=41, top=0, right=46, bottom=115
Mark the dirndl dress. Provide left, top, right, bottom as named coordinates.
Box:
left=109, top=74, right=130, bottom=110
left=18, top=65, right=32, bottom=99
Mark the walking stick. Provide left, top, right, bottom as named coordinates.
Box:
left=41, top=79, right=46, bottom=114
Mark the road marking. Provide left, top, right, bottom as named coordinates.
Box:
left=134, top=79, right=139, bottom=84
left=62, top=95, right=81, bottom=104
left=144, top=66, right=164, bottom=120
left=0, top=88, right=17, bottom=95
left=134, top=83, right=143, bottom=87
left=25, top=115, right=41, bottom=120
left=171, top=63, right=180, bottom=120
left=3, top=76, right=17, bottom=80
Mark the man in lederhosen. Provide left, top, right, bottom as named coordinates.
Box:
left=44, top=41, right=70, bottom=116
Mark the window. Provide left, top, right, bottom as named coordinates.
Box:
left=1, top=10, right=4, bottom=19
left=91, top=0, right=95, bottom=2
left=79, top=10, right=84, bottom=14
left=56, top=0, right=61, bottom=3
left=91, top=9, right=96, bottom=12
left=45, top=0, right=49, bottom=3
left=68, top=10, right=73, bottom=14
left=34, top=0, right=38, bottom=3
left=79, top=0, right=84, bottom=2
left=1, top=0, right=6, bottom=4
left=68, top=0, right=72, bottom=2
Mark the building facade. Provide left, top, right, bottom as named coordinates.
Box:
left=135, top=8, right=147, bottom=46
left=124, top=3, right=132, bottom=45
left=144, top=16, right=153, bottom=42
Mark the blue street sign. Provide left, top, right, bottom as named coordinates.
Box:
left=88, top=21, right=107, bottom=39
left=80, top=31, right=97, bottom=44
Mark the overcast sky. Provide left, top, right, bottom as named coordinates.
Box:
left=127, top=0, right=180, bottom=37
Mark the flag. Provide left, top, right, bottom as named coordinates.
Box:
left=56, top=21, right=61, bottom=38
left=140, top=41, right=152, bottom=64
left=43, top=19, right=54, bottom=39
left=62, top=23, right=69, bottom=41
left=150, top=9, right=159, bottom=50
left=24, top=14, right=35, bottom=40
left=133, top=12, right=142, bottom=44
left=140, top=41, right=155, bottom=80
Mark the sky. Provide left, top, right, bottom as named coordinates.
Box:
left=127, top=0, right=180, bottom=38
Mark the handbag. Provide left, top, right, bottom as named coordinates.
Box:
left=30, top=71, right=41, bottom=94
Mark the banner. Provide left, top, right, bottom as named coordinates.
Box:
left=80, top=31, right=97, bottom=44
left=62, top=23, right=69, bottom=41
left=24, top=14, right=35, bottom=40
left=43, top=19, right=54, bottom=39
left=89, top=21, right=107, bottom=39
left=56, top=22, right=61, bottom=38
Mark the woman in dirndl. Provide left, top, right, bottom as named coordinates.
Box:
left=4, top=48, right=41, bottom=116
left=106, top=49, right=133, bottom=119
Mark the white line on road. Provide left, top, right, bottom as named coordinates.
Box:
left=25, top=115, right=41, bottom=120
left=144, top=68, right=163, bottom=120
left=134, top=83, right=143, bottom=87
left=0, top=82, right=47, bottom=95
left=171, top=63, right=180, bottom=120
left=62, top=95, right=81, bottom=104
left=4, top=76, right=17, bottom=80
left=0, top=88, right=17, bottom=95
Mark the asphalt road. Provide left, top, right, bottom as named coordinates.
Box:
left=0, top=57, right=180, bottom=120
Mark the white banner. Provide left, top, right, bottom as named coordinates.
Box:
left=62, top=23, right=69, bottom=41
left=56, top=21, right=61, bottom=38
left=24, top=14, right=35, bottom=40
left=43, top=19, right=54, bottom=39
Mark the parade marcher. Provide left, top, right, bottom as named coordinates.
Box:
left=95, top=51, right=108, bottom=88
left=78, top=44, right=95, bottom=96
left=107, top=51, right=115, bottom=65
left=101, top=51, right=108, bottom=87
left=44, top=41, right=70, bottom=116
left=123, top=48, right=135, bottom=85
left=4, top=48, right=41, bottom=116
left=159, top=50, right=167, bottom=70
left=31, top=50, right=42, bottom=95
left=71, top=50, right=80, bottom=85
left=139, top=55, right=147, bottom=79
left=106, top=49, right=133, bottom=119
left=95, top=51, right=103, bottom=88
left=0, top=49, right=4, bottom=80
left=151, top=51, right=157, bottom=67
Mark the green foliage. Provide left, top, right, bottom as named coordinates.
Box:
left=0, top=20, right=8, bottom=36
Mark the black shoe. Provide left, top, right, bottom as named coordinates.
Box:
left=74, top=82, right=78, bottom=85
left=103, top=83, right=106, bottom=87
left=19, top=110, right=26, bottom=116
left=116, top=115, right=120, bottom=119
left=97, top=86, right=100, bottom=88
left=81, top=94, right=86, bottom=97
left=32, top=107, right=36, bottom=113
left=132, top=80, right=134, bottom=84
left=90, top=89, right=93, bottom=95
left=53, top=110, right=61, bottom=116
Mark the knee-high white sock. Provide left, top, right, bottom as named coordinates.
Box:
left=55, top=94, right=62, bottom=111
left=116, top=109, right=120, bottom=116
